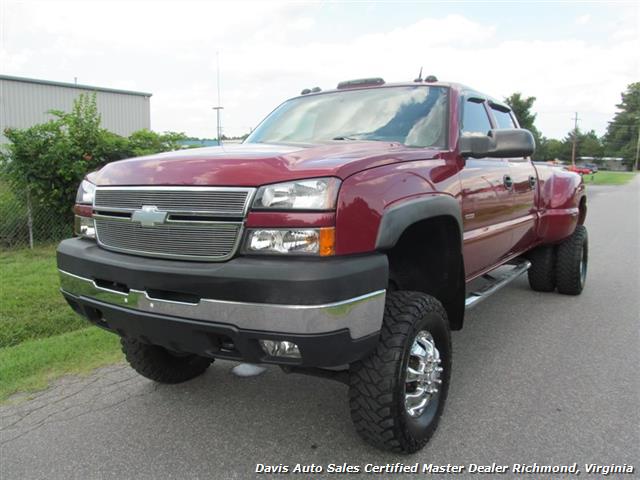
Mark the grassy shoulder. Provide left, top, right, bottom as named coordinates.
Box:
left=0, top=327, right=123, bottom=402
left=586, top=171, right=637, bottom=185
left=1, top=245, right=123, bottom=402
left=1, top=245, right=88, bottom=347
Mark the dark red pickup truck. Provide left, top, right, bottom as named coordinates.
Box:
left=57, top=77, right=588, bottom=453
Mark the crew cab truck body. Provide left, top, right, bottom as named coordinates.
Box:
left=57, top=79, right=588, bottom=453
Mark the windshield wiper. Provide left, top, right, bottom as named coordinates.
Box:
left=331, top=133, right=374, bottom=141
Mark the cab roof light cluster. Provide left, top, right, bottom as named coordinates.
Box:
left=414, top=68, right=438, bottom=83
left=336, top=77, right=385, bottom=89
left=300, top=86, right=322, bottom=95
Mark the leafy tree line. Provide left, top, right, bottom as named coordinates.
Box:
left=0, top=94, right=188, bottom=220
left=505, top=82, right=640, bottom=170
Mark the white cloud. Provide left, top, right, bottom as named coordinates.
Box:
left=576, top=14, right=591, bottom=25
left=2, top=2, right=638, bottom=139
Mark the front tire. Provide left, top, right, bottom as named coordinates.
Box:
left=121, top=338, right=213, bottom=384
left=556, top=225, right=588, bottom=295
left=349, top=291, right=451, bottom=453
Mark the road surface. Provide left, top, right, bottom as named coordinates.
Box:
left=1, top=178, right=638, bottom=479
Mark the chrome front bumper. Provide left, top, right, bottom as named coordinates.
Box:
left=59, top=270, right=386, bottom=339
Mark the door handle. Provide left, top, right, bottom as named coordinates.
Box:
left=503, top=175, right=514, bottom=190
left=529, top=175, right=537, bottom=189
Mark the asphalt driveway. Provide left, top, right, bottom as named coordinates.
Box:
left=1, top=178, right=638, bottom=479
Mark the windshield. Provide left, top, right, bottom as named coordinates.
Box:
left=245, top=86, right=449, bottom=148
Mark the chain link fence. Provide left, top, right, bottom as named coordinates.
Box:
left=0, top=176, right=72, bottom=250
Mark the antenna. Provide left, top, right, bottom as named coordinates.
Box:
left=414, top=67, right=423, bottom=82
left=213, top=51, right=223, bottom=144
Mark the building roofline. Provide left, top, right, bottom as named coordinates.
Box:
left=0, top=74, right=152, bottom=97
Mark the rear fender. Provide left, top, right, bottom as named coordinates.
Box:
left=536, top=168, right=586, bottom=243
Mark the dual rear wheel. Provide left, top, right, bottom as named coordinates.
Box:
left=528, top=225, right=588, bottom=295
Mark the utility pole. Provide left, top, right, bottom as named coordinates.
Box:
left=634, top=124, right=640, bottom=171
left=571, top=112, right=579, bottom=166
left=212, top=106, right=223, bottom=144
left=213, top=51, right=223, bottom=145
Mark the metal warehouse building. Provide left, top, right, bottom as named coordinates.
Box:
left=0, top=74, right=151, bottom=143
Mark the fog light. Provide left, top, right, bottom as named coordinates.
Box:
left=259, top=339, right=301, bottom=358
left=74, top=215, right=96, bottom=239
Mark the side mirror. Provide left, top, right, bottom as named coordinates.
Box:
left=459, top=129, right=535, bottom=159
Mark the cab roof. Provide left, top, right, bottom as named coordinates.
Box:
left=294, top=79, right=511, bottom=111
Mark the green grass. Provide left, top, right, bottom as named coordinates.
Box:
left=0, top=327, right=122, bottom=402
left=0, top=245, right=123, bottom=402
left=586, top=171, right=637, bottom=185
left=0, top=245, right=88, bottom=347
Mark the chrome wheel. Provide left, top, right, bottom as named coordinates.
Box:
left=405, top=331, right=442, bottom=417
left=579, top=245, right=587, bottom=288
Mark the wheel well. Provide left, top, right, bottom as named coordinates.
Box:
left=384, top=216, right=465, bottom=330
left=578, top=196, right=587, bottom=225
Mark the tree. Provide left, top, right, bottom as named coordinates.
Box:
left=128, top=130, right=187, bottom=157
left=604, top=82, right=640, bottom=170
left=545, top=138, right=565, bottom=161
left=504, top=92, right=547, bottom=160
left=504, top=93, right=540, bottom=137
left=559, top=129, right=605, bottom=163
left=579, top=130, right=605, bottom=159
left=535, top=137, right=565, bottom=161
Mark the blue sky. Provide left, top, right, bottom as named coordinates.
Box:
left=2, top=1, right=638, bottom=139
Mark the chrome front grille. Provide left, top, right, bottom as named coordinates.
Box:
left=93, top=187, right=255, bottom=261
left=94, top=187, right=250, bottom=216
left=95, top=218, right=241, bottom=259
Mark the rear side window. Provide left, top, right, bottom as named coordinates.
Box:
left=462, top=100, right=492, bottom=134
left=491, top=107, right=516, bottom=129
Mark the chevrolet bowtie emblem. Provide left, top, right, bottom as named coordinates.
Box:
left=131, top=206, right=168, bottom=227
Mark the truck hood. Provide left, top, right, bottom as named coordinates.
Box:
left=92, top=142, right=440, bottom=186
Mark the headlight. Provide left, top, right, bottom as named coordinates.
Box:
left=245, top=228, right=335, bottom=256
left=253, top=177, right=340, bottom=210
left=75, top=179, right=96, bottom=205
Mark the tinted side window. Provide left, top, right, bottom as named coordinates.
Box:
left=462, top=100, right=492, bottom=134
left=491, top=107, right=516, bottom=129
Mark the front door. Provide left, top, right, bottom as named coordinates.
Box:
left=488, top=103, right=538, bottom=255
left=459, top=97, right=513, bottom=279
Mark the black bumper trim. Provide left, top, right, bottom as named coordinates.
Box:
left=57, top=238, right=388, bottom=305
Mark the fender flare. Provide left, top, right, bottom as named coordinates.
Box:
left=375, top=195, right=463, bottom=250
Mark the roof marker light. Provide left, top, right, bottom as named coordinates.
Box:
left=336, top=77, right=385, bottom=89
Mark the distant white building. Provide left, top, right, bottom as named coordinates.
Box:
left=0, top=74, right=151, bottom=143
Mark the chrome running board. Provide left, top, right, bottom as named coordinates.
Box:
left=465, top=259, right=531, bottom=310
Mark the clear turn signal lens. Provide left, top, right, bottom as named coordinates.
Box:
left=246, top=227, right=336, bottom=255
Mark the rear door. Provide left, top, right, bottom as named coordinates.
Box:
left=459, top=97, right=513, bottom=278
left=489, top=103, right=538, bottom=254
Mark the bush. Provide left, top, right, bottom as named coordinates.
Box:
left=128, top=129, right=187, bottom=157
left=1, top=94, right=123, bottom=220
left=0, top=94, right=188, bottom=248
